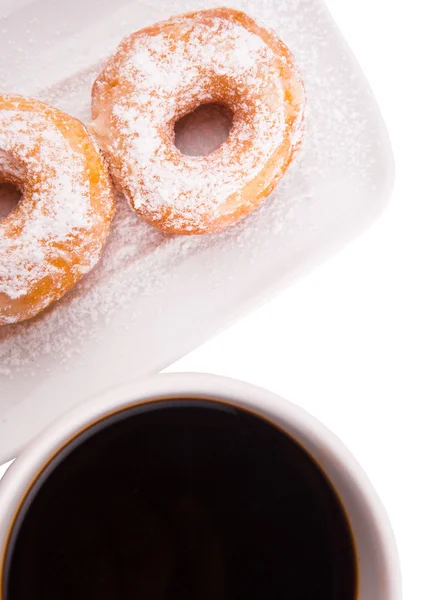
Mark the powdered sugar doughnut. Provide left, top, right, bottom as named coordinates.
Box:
left=91, top=8, right=305, bottom=235
left=0, top=95, right=115, bottom=326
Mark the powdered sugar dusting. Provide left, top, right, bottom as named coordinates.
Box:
left=92, top=10, right=305, bottom=232
left=0, top=0, right=392, bottom=391
left=0, top=99, right=113, bottom=323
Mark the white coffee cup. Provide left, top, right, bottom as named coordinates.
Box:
left=0, top=373, right=401, bottom=599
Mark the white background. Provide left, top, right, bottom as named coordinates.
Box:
left=1, top=1, right=440, bottom=598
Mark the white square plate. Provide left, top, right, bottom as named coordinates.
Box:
left=0, top=0, right=393, bottom=461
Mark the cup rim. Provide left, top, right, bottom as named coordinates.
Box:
left=0, top=372, right=401, bottom=599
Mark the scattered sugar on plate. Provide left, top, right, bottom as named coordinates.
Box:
left=0, top=0, right=381, bottom=377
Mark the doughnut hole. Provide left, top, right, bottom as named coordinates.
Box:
left=0, top=183, right=22, bottom=222
left=174, top=103, right=233, bottom=157
left=0, top=150, right=25, bottom=222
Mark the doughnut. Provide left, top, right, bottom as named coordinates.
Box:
left=0, top=95, right=115, bottom=326
left=91, top=8, right=306, bottom=235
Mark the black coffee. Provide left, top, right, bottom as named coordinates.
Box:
left=4, top=401, right=357, bottom=599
